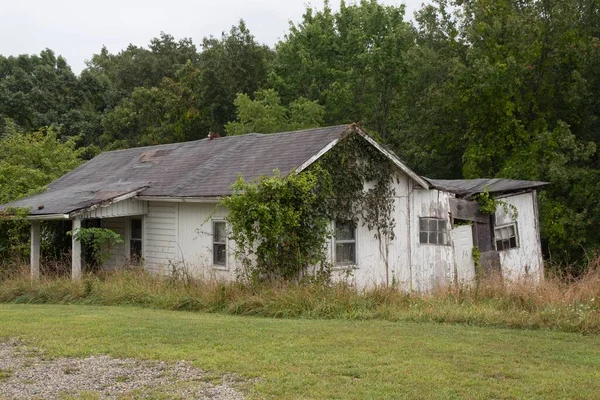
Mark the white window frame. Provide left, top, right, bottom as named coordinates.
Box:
left=212, top=220, right=228, bottom=269
left=334, top=220, right=357, bottom=267
left=419, top=217, right=449, bottom=246
left=494, top=223, right=519, bottom=251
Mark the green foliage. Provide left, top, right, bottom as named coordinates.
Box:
left=317, top=128, right=397, bottom=240
left=271, top=0, right=413, bottom=137
left=68, top=228, right=124, bottom=267
left=221, top=169, right=332, bottom=281
left=0, top=127, right=83, bottom=261
left=474, top=190, right=518, bottom=221
left=472, top=246, right=483, bottom=280
left=0, top=125, right=83, bottom=204
left=225, top=89, right=325, bottom=135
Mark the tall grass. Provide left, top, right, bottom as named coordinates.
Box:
left=1, top=259, right=599, bottom=334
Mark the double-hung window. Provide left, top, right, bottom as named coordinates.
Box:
left=213, top=221, right=227, bottom=267
left=335, top=220, right=356, bottom=266
left=495, top=223, right=519, bottom=251
left=419, top=218, right=449, bottom=245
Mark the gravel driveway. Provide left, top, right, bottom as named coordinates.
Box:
left=0, top=339, right=246, bottom=399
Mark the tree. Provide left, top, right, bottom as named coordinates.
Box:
left=270, top=0, right=414, bottom=138
left=197, top=20, right=275, bottom=132
left=225, top=89, right=325, bottom=135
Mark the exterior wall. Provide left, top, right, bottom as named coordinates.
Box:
left=143, top=202, right=178, bottom=273
left=328, top=175, right=455, bottom=292
left=91, top=187, right=542, bottom=290
left=408, top=185, right=454, bottom=292
left=100, top=217, right=128, bottom=270
left=494, top=191, right=544, bottom=282
left=81, top=199, right=147, bottom=219
left=176, top=202, right=237, bottom=280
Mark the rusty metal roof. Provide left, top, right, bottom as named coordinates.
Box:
left=426, top=178, right=549, bottom=198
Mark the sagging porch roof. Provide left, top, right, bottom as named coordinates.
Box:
left=426, top=178, right=549, bottom=198
left=0, top=124, right=429, bottom=218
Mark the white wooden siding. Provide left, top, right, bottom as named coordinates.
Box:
left=81, top=199, right=147, bottom=219
left=176, top=203, right=236, bottom=280
left=144, top=202, right=178, bottom=273
left=409, top=186, right=454, bottom=292
left=495, top=191, right=544, bottom=282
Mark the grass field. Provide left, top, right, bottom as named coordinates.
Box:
left=1, top=304, right=599, bottom=399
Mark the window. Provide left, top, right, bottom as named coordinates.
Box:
left=213, top=221, right=227, bottom=266
left=335, top=220, right=356, bottom=266
left=419, top=218, right=449, bottom=245
left=495, top=224, right=519, bottom=251
left=130, top=219, right=142, bottom=263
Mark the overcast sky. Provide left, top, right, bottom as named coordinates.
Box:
left=0, top=0, right=428, bottom=74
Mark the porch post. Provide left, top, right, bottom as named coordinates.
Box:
left=30, top=221, right=40, bottom=279
left=72, top=218, right=82, bottom=281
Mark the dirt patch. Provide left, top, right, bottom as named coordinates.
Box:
left=0, top=339, right=245, bottom=399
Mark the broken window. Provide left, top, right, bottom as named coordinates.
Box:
left=213, top=221, right=227, bottom=266
left=335, top=220, right=356, bottom=266
left=495, top=223, right=519, bottom=251
left=419, top=218, right=449, bottom=245
left=130, top=219, right=142, bottom=264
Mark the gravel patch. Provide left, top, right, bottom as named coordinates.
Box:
left=0, top=339, right=245, bottom=399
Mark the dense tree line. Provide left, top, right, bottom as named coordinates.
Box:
left=0, top=0, right=598, bottom=268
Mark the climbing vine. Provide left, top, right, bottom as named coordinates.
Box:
left=314, top=126, right=397, bottom=240
left=475, top=190, right=518, bottom=221
left=68, top=227, right=124, bottom=267
left=222, top=125, right=399, bottom=283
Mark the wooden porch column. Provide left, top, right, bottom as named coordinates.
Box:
left=72, top=218, right=82, bottom=281
left=30, top=221, right=40, bottom=279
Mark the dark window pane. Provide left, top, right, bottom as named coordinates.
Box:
left=509, top=237, right=517, bottom=248
left=214, top=243, right=226, bottom=265
left=428, top=219, right=438, bottom=231
left=438, top=232, right=447, bottom=245
left=131, top=219, right=142, bottom=239
left=130, top=239, right=142, bottom=262
left=429, top=232, right=438, bottom=244
left=419, top=219, right=428, bottom=232
left=336, top=243, right=355, bottom=265
left=214, top=222, right=226, bottom=243
left=438, top=220, right=447, bottom=231
left=496, top=240, right=504, bottom=251
left=420, top=232, right=428, bottom=244
left=335, top=221, right=355, bottom=240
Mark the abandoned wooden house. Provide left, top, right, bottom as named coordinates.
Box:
left=0, top=124, right=548, bottom=291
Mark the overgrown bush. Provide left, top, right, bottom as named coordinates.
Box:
left=222, top=169, right=333, bottom=282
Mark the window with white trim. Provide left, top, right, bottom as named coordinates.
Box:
left=419, top=218, right=449, bottom=245
left=213, top=221, right=227, bottom=266
left=335, top=220, right=356, bottom=266
left=495, top=223, right=519, bottom=251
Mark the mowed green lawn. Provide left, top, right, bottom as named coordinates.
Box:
left=1, top=305, right=599, bottom=399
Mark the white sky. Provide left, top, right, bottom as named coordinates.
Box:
left=0, top=0, right=428, bottom=74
